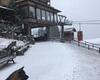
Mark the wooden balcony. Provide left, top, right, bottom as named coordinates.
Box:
left=22, top=14, right=72, bottom=28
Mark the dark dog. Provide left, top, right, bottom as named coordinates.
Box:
left=6, top=67, right=29, bottom=80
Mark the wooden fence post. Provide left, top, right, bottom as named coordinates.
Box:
left=88, top=45, right=90, bottom=49
left=99, top=48, right=100, bottom=53
left=78, top=41, right=80, bottom=46
left=92, top=44, right=94, bottom=48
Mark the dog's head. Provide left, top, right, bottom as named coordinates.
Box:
left=6, top=67, right=29, bottom=80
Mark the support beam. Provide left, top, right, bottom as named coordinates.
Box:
left=46, top=26, right=50, bottom=40
left=27, top=24, right=31, bottom=36
left=60, top=25, right=64, bottom=42
left=24, top=24, right=31, bottom=36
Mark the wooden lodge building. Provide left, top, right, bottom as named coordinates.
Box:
left=0, top=0, right=72, bottom=43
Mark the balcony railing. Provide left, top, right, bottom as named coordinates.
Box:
left=23, top=14, right=72, bottom=27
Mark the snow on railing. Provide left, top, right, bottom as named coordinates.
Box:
left=73, top=40, right=100, bottom=53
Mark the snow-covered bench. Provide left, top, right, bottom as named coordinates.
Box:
left=0, top=56, right=15, bottom=64
left=16, top=42, right=30, bottom=55
left=0, top=41, right=16, bottom=64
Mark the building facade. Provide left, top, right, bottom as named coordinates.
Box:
left=0, top=0, right=72, bottom=42
left=15, top=0, right=60, bottom=37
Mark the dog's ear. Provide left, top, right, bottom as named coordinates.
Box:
left=21, top=66, right=24, bottom=70
left=19, top=66, right=24, bottom=71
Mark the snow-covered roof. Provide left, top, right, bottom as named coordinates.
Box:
left=64, top=28, right=76, bottom=32
left=0, top=6, right=14, bottom=11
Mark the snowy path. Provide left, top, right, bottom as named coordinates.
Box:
left=0, top=42, right=100, bottom=80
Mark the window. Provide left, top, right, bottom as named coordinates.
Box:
left=54, top=14, right=57, bottom=23
left=29, top=6, right=35, bottom=18
left=50, top=13, right=54, bottom=22
left=42, top=10, right=46, bottom=20
left=36, top=8, right=41, bottom=20
left=46, top=11, right=50, bottom=21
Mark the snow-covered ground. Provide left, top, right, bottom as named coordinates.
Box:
left=0, top=41, right=100, bottom=80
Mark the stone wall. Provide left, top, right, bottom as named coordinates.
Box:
left=48, top=26, right=60, bottom=40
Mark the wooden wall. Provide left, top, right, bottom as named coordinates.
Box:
left=0, top=0, right=12, bottom=6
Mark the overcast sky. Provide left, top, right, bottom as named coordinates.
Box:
left=51, top=0, right=100, bottom=21
left=51, top=0, right=100, bottom=39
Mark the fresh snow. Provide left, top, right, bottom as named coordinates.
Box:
left=0, top=41, right=100, bottom=80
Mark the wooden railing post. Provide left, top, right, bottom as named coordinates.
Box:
left=78, top=41, right=80, bottom=46
left=92, top=44, right=94, bottom=48
left=85, top=41, right=86, bottom=46
left=99, top=48, right=100, bottom=53
left=88, top=45, right=90, bottom=49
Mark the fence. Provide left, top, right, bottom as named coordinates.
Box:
left=73, top=40, right=100, bottom=53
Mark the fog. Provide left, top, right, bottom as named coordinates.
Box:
left=51, top=0, right=100, bottom=40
